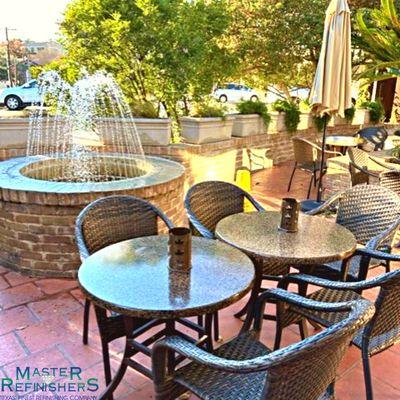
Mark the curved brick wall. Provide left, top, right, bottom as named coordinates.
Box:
left=0, top=162, right=185, bottom=278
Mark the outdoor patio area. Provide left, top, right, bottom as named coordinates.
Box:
left=0, top=164, right=399, bottom=400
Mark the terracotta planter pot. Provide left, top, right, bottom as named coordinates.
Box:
left=232, top=114, right=265, bottom=137
left=180, top=116, right=234, bottom=144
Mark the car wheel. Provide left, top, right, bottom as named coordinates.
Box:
left=5, top=95, right=22, bottom=111
left=219, top=95, right=228, bottom=103
left=250, top=95, right=259, bottom=102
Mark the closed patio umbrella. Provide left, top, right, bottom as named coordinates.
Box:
left=304, top=0, right=352, bottom=209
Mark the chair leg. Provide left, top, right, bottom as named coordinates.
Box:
left=101, top=339, right=113, bottom=395
left=274, top=324, right=283, bottom=351
left=298, top=319, right=308, bottom=340
left=385, top=260, right=391, bottom=273
left=287, top=163, right=297, bottom=192
left=197, top=315, right=204, bottom=340
left=83, top=299, right=91, bottom=345
left=362, top=348, right=374, bottom=400
left=307, top=173, right=314, bottom=199
left=213, top=311, right=220, bottom=341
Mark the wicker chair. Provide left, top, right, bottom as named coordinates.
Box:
left=379, top=170, right=400, bottom=195
left=185, top=181, right=272, bottom=338
left=288, top=137, right=341, bottom=198
left=75, top=195, right=174, bottom=389
left=276, top=267, right=400, bottom=400
left=305, top=185, right=400, bottom=281
left=347, top=147, right=379, bottom=186
left=356, top=127, right=388, bottom=152
left=151, top=288, right=374, bottom=400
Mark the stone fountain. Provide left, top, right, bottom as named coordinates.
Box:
left=0, top=72, right=184, bottom=277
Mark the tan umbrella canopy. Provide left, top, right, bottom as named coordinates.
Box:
left=310, top=0, right=352, bottom=118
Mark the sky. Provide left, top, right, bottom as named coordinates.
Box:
left=0, top=0, right=71, bottom=42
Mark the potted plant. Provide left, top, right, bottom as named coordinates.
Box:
left=333, top=106, right=356, bottom=125
left=298, top=100, right=313, bottom=130
left=271, top=100, right=301, bottom=133
left=180, top=99, right=233, bottom=144
left=359, top=100, right=385, bottom=124
left=232, top=100, right=271, bottom=137
left=312, top=113, right=332, bottom=132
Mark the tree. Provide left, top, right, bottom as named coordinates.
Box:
left=355, top=0, right=400, bottom=81
left=50, top=0, right=237, bottom=119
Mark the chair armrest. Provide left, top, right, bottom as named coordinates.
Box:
left=305, top=191, right=343, bottom=215
left=279, top=271, right=399, bottom=292
left=355, top=246, right=400, bottom=263
left=349, top=160, right=379, bottom=178
left=324, top=149, right=343, bottom=157
left=244, top=193, right=265, bottom=212
left=366, top=216, right=400, bottom=249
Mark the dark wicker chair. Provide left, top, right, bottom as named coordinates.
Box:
left=276, top=267, right=400, bottom=400
left=151, top=288, right=374, bottom=400
left=305, top=185, right=400, bottom=281
left=185, top=181, right=270, bottom=338
left=356, top=127, right=388, bottom=152
left=347, top=147, right=379, bottom=186
left=288, top=137, right=341, bottom=198
left=75, top=195, right=174, bottom=389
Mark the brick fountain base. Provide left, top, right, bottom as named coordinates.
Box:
left=0, top=155, right=185, bottom=277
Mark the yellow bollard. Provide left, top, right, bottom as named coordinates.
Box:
left=235, top=168, right=253, bottom=212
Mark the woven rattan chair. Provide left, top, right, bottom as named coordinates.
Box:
left=151, top=288, right=374, bottom=400
left=379, top=170, right=400, bottom=195
left=369, top=155, right=400, bottom=172
left=276, top=267, right=400, bottom=400
left=75, top=195, right=174, bottom=389
left=347, top=147, right=379, bottom=186
left=185, top=181, right=270, bottom=338
left=288, top=137, right=341, bottom=198
left=305, top=185, right=400, bottom=281
left=356, top=127, right=388, bottom=152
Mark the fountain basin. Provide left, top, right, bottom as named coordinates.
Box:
left=0, top=155, right=185, bottom=277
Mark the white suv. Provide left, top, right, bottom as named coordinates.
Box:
left=213, top=83, right=259, bottom=103
left=0, top=80, right=41, bottom=110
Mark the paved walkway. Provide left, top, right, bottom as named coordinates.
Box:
left=0, top=163, right=399, bottom=399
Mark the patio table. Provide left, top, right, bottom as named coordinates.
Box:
left=325, top=135, right=362, bottom=154
left=78, top=235, right=254, bottom=399
left=215, top=211, right=357, bottom=328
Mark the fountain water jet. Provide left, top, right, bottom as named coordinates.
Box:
left=0, top=71, right=185, bottom=277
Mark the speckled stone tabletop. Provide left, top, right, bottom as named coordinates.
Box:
left=78, top=236, right=254, bottom=319
left=325, top=136, right=362, bottom=148
left=215, top=211, right=357, bottom=266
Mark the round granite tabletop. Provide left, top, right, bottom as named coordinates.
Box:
left=325, top=136, right=361, bottom=147
left=215, top=211, right=357, bottom=266
left=78, top=236, right=255, bottom=319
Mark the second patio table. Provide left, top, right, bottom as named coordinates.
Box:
left=78, top=235, right=254, bottom=399
left=215, top=211, right=357, bottom=327
left=325, top=135, right=362, bottom=154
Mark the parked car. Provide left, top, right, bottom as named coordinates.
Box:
left=0, top=80, right=41, bottom=110
left=265, top=86, right=310, bottom=104
left=213, top=83, right=259, bottom=103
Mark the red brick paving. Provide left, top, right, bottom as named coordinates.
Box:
left=0, top=163, right=398, bottom=399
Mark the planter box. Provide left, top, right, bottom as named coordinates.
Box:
left=269, top=112, right=285, bottom=133
left=333, top=115, right=349, bottom=126
left=133, top=118, right=171, bottom=146
left=232, top=114, right=264, bottom=137
left=298, top=112, right=313, bottom=130
left=0, top=118, right=29, bottom=148
left=353, top=108, right=370, bottom=125
left=180, top=116, right=234, bottom=144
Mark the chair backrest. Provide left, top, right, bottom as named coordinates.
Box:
left=184, top=181, right=262, bottom=238
left=356, top=127, right=388, bottom=151
left=347, top=147, right=371, bottom=186
left=379, top=170, right=400, bottom=196
left=292, top=137, right=318, bottom=164
left=366, top=270, right=400, bottom=353
left=264, top=300, right=373, bottom=400
left=75, top=195, right=173, bottom=258
left=336, top=185, right=400, bottom=245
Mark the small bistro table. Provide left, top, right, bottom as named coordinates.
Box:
left=325, top=135, right=362, bottom=154
left=78, top=235, right=255, bottom=399
left=215, top=211, right=357, bottom=328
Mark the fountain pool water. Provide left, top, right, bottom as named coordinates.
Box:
left=0, top=72, right=185, bottom=277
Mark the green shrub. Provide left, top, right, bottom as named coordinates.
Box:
left=130, top=100, right=159, bottom=118
left=191, top=98, right=227, bottom=118
left=392, top=145, right=400, bottom=159
left=360, top=100, right=385, bottom=123
left=272, top=100, right=300, bottom=133
left=237, top=100, right=271, bottom=126
left=344, top=106, right=356, bottom=123
left=312, top=113, right=331, bottom=131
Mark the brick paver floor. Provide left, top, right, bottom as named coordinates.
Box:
left=0, top=162, right=399, bottom=399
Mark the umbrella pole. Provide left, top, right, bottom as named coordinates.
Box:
left=317, top=114, right=328, bottom=203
